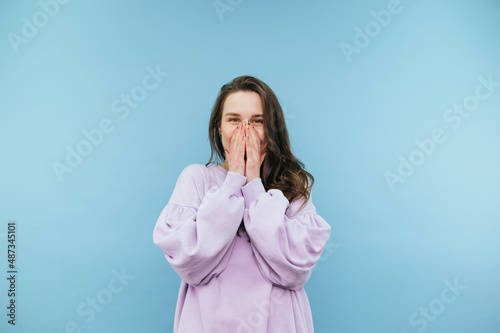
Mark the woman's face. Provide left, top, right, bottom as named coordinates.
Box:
left=219, top=90, right=267, bottom=160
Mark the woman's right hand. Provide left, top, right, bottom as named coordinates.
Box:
left=225, top=123, right=246, bottom=176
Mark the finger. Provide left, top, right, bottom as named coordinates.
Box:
left=228, top=127, right=236, bottom=155
left=244, top=124, right=251, bottom=148
left=236, top=124, right=244, bottom=144
left=228, top=126, right=239, bottom=147
left=239, top=124, right=246, bottom=156
left=246, top=133, right=258, bottom=165
left=230, top=125, right=242, bottom=157
left=247, top=124, right=259, bottom=153
left=250, top=124, right=259, bottom=146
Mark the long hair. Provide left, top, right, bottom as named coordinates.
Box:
left=205, top=75, right=314, bottom=238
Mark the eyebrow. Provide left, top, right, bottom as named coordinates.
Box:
left=224, top=112, right=263, bottom=118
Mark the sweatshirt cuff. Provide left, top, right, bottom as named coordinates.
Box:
left=222, top=171, right=247, bottom=196
left=241, top=177, right=266, bottom=207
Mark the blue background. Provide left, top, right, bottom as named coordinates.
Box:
left=1, top=0, right=499, bottom=332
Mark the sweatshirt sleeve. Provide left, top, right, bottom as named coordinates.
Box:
left=153, top=164, right=247, bottom=286
left=241, top=177, right=331, bottom=291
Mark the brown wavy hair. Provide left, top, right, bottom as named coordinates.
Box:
left=205, top=75, right=314, bottom=239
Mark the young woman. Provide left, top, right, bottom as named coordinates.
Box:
left=153, top=75, right=331, bottom=332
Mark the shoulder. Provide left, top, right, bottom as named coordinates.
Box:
left=180, top=163, right=209, bottom=175
left=286, top=187, right=316, bottom=218
left=177, top=163, right=222, bottom=186
left=169, top=164, right=212, bottom=206
left=177, top=163, right=212, bottom=183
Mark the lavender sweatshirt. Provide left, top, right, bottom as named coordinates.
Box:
left=153, top=163, right=331, bottom=333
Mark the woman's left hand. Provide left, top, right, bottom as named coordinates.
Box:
left=244, top=121, right=266, bottom=184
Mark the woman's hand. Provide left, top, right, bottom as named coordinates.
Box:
left=244, top=120, right=266, bottom=184
left=225, top=123, right=246, bottom=176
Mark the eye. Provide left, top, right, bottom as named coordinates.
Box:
left=254, top=119, right=263, bottom=124
left=229, top=118, right=239, bottom=122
